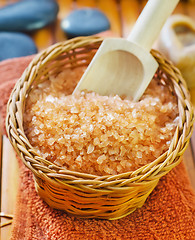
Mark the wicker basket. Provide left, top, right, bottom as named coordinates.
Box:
left=6, top=36, right=194, bottom=220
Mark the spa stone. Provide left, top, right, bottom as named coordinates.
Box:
left=0, top=32, right=37, bottom=61
left=61, top=8, right=110, bottom=38
left=0, top=0, right=59, bottom=31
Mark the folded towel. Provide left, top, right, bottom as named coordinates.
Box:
left=1, top=56, right=195, bottom=240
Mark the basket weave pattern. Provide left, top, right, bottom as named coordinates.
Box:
left=6, top=37, right=194, bottom=220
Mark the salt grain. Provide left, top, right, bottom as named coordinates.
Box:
left=137, top=152, right=142, bottom=158
left=97, top=154, right=106, bottom=164
left=23, top=66, right=179, bottom=176
left=87, top=144, right=95, bottom=154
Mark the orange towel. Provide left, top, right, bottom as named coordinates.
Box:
left=1, top=56, right=195, bottom=240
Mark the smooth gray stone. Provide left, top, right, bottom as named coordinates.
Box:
left=0, top=0, right=59, bottom=31
left=0, top=32, right=37, bottom=61
left=61, top=8, right=110, bottom=38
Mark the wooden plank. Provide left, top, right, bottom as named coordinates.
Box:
left=173, top=2, right=186, bottom=14
left=55, top=0, right=74, bottom=42
left=57, top=0, right=74, bottom=19
left=0, top=0, right=20, bottom=7
left=31, top=27, right=55, bottom=52
left=1, top=0, right=20, bottom=6
left=1, top=136, right=19, bottom=240
left=120, top=0, right=140, bottom=38
left=185, top=2, right=195, bottom=21
left=54, top=19, right=68, bottom=43
left=76, top=0, right=96, bottom=8
left=139, top=0, right=187, bottom=15
left=97, top=0, right=121, bottom=37
left=0, top=1, right=6, bottom=7
left=139, top=1, right=187, bottom=16
left=140, top=0, right=148, bottom=11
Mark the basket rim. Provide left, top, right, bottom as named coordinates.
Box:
left=6, top=36, right=195, bottom=183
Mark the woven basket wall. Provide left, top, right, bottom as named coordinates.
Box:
left=6, top=36, right=194, bottom=220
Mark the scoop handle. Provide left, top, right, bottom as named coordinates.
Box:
left=127, top=0, right=179, bottom=52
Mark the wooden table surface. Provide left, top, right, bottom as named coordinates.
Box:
left=0, top=0, right=195, bottom=239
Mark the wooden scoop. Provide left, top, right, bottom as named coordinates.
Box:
left=73, top=0, right=179, bottom=101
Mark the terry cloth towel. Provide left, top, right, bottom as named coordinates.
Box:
left=0, top=56, right=195, bottom=240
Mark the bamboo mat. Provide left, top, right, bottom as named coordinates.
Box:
left=0, top=0, right=195, bottom=239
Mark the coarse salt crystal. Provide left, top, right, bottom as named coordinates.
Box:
left=93, top=137, right=100, bottom=145
left=137, top=151, right=142, bottom=158
left=120, top=160, right=127, bottom=167
left=23, top=67, right=179, bottom=176
left=97, top=154, right=106, bottom=164
left=87, top=144, right=95, bottom=154
left=34, top=128, right=40, bottom=135
left=117, top=165, right=122, bottom=172
left=45, top=95, right=55, bottom=103
left=47, top=138, right=55, bottom=145
left=89, top=124, right=94, bottom=132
